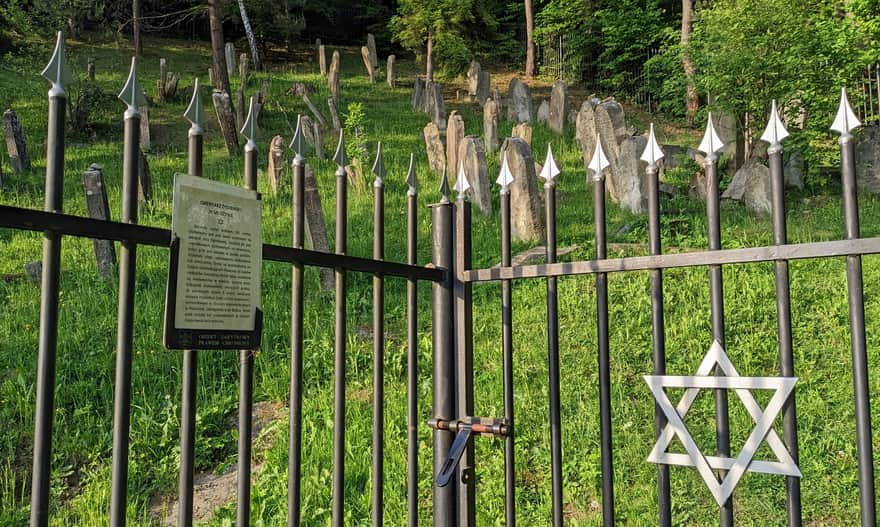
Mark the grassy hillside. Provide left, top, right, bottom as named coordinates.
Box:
left=1, top=37, right=880, bottom=526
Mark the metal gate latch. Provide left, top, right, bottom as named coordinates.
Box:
left=429, top=417, right=510, bottom=487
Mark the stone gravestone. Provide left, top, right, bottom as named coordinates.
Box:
left=387, top=55, right=396, bottom=88
left=239, top=52, right=249, bottom=88
left=593, top=105, right=622, bottom=164
left=595, top=99, right=628, bottom=144
left=318, top=44, right=327, bottom=76
left=311, top=119, right=325, bottom=160
left=425, top=82, right=446, bottom=130
left=483, top=98, right=499, bottom=153
left=304, top=165, right=335, bottom=290
left=302, top=94, right=328, bottom=129
left=477, top=71, right=491, bottom=106
left=366, top=33, right=378, bottom=68
left=158, top=59, right=168, bottom=102
left=327, top=97, right=342, bottom=132
left=82, top=164, right=116, bottom=279
left=500, top=137, right=543, bottom=241
left=446, top=112, right=465, bottom=180
left=267, top=135, right=285, bottom=195
left=607, top=136, right=647, bottom=214
left=300, top=115, right=317, bottom=148
left=548, top=80, right=568, bottom=134
left=412, top=78, right=425, bottom=110
left=3, top=109, right=29, bottom=173
left=458, top=136, right=492, bottom=215
left=139, top=104, right=151, bottom=151
left=235, top=89, right=245, bottom=130
left=507, top=78, right=533, bottom=123
left=512, top=123, right=532, bottom=145
left=138, top=150, right=152, bottom=204
left=785, top=150, right=805, bottom=190
left=212, top=90, right=239, bottom=154
left=536, top=100, right=550, bottom=124
left=423, top=122, right=446, bottom=174
left=87, top=58, right=95, bottom=81
left=722, top=160, right=772, bottom=214
left=493, top=88, right=503, bottom=115
left=575, top=101, right=597, bottom=173
left=856, top=125, right=880, bottom=194
left=361, top=47, right=376, bottom=83
left=328, top=51, right=341, bottom=102
left=225, top=43, right=236, bottom=78
left=467, top=61, right=481, bottom=102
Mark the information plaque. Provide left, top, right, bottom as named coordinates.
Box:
left=164, top=174, right=263, bottom=350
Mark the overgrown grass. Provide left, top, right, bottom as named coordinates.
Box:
left=2, top=37, right=880, bottom=526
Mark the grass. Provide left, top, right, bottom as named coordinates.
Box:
left=1, top=36, right=880, bottom=526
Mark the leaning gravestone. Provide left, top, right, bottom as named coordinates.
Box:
left=512, top=122, right=532, bottom=145
left=575, top=101, right=597, bottom=173
left=500, top=137, right=543, bottom=241
left=311, top=119, right=325, bottom=160
left=387, top=55, right=396, bottom=88
left=595, top=99, right=628, bottom=144
left=139, top=104, right=151, bottom=151
left=3, top=109, right=29, bottom=173
left=459, top=136, right=492, bottom=215
left=507, top=78, right=533, bottom=123
left=300, top=115, right=317, bottom=148
left=213, top=90, right=239, bottom=154
left=267, top=135, right=285, bottom=195
left=318, top=44, right=327, bottom=76
left=304, top=165, right=335, bottom=290
left=607, top=136, right=647, bottom=214
left=328, top=51, right=341, bottom=102
left=425, top=82, right=446, bottom=130
left=82, top=164, right=116, bottom=279
left=476, top=71, right=490, bottom=106
left=302, top=94, right=328, bottom=129
left=446, top=112, right=465, bottom=178
left=483, top=98, right=499, bottom=153
left=466, top=61, right=481, bottom=102
left=548, top=80, right=568, bottom=134
left=327, top=97, right=342, bottom=132
left=225, top=43, right=236, bottom=78
left=366, top=33, right=378, bottom=68
left=412, top=78, right=425, bottom=110
left=856, top=125, right=880, bottom=194
left=361, top=46, right=376, bottom=83
left=423, top=122, right=446, bottom=174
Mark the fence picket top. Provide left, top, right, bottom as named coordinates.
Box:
left=761, top=100, right=789, bottom=149
left=453, top=160, right=470, bottom=199
left=290, top=114, right=306, bottom=162
left=372, top=141, right=385, bottom=187
left=184, top=77, right=204, bottom=135
left=496, top=150, right=513, bottom=193
left=406, top=153, right=417, bottom=196
left=118, top=57, right=146, bottom=115
left=831, top=87, right=861, bottom=138
left=588, top=132, right=610, bottom=181
left=539, top=143, right=560, bottom=184
left=41, top=31, right=72, bottom=99
left=438, top=164, right=450, bottom=203
left=698, top=112, right=724, bottom=160
left=239, top=96, right=258, bottom=151
left=640, top=123, right=664, bottom=166
left=332, top=129, right=347, bottom=172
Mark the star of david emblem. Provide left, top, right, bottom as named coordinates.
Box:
left=644, top=340, right=801, bottom=507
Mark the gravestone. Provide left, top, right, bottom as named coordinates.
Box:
left=87, top=58, right=95, bottom=81
left=459, top=136, right=492, bottom=215
left=260, top=79, right=270, bottom=103
left=328, top=51, right=341, bottom=102
left=575, top=101, right=597, bottom=173
left=3, top=109, right=29, bottom=173
left=856, top=125, right=880, bottom=194
left=476, top=71, right=491, bottom=106
left=239, top=52, right=249, bottom=88
left=595, top=99, right=628, bottom=144
left=512, top=123, right=532, bottom=145
left=500, top=137, right=543, bottom=241
left=24, top=261, right=42, bottom=283
left=722, top=160, right=771, bottom=214
left=225, top=43, right=236, bottom=78
left=567, top=108, right=578, bottom=126
left=311, top=119, right=325, bottom=160
left=158, top=59, right=168, bottom=102
left=138, top=104, right=151, bottom=151
left=138, top=150, right=152, bottom=203
left=412, top=78, right=425, bottom=110
left=387, top=55, right=396, bottom=88
left=536, top=100, right=550, bottom=124
left=446, top=112, right=465, bottom=179
left=366, top=33, right=378, bottom=68
left=213, top=89, right=239, bottom=154
left=235, top=89, right=245, bottom=130
left=425, top=82, right=446, bottom=130
left=207, top=67, right=213, bottom=86
left=493, top=88, right=503, bottom=116
left=82, top=164, right=116, bottom=279
left=164, top=73, right=179, bottom=100
left=361, top=47, right=376, bottom=83
left=785, top=150, right=805, bottom=190
left=300, top=115, right=317, bottom=148
left=483, top=98, right=499, bottom=153
left=267, top=135, right=285, bottom=194
left=507, top=78, right=533, bottom=123
left=593, top=105, right=622, bottom=163
left=304, top=165, right=335, bottom=290
left=327, top=97, right=342, bottom=132
left=608, top=136, right=647, bottom=214
left=302, top=94, right=327, bottom=128
left=549, top=80, right=568, bottom=134
left=467, top=61, right=481, bottom=101
left=689, top=170, right=708, bottom=201
left=423, top=122, right=445, bottom=174
left=318, top=44, right=327, bottom=76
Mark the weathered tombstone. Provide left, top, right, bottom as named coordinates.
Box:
left=311, top=119, right=325, bottom=160
left=689, top=170, right=708, bottom=201
left=785, top=149, right=805, bottom=190
left=412, top=78, right=425, bottom=110
left=458, top=136, right=492, bottom=215
left=607, top=136, right=647, bottom=214
left=483, top=98, right=499, bottom=153
left=466, top=61, right=481, bottom=101
left=212, top=89, right=239, bottom=154
left=593, top=105, right=623, bottom=163
left=235, top=89, right=245, bottom=130
left=164, top=73, right=179, bottom=100
left=300, top=115, right=317, bottom=147
left=207, top=67, right=213, bottom=86
left=158, top=58, right=168, bottom=102
left=536, top=100, right=550, bottom=123
left=567, top=108, right=578, bottom=126
left=446, top=112, right=465, bottom=179
left=138, top=150, right=152, bottom=203
left=81, top=164, right=116, bottom=278
left=302, top=94, right=327, bottom=129
left=722, top=160, right=771, bottom=214
left=423, top=122, right=445, bottom=174
left=476, top=71, right=490, bottom=106
left=361, top=46, right=376, bottom=83
left=507, top=77, right=533, bottom=123
left=595, top=99, right=628, bottom=144
left=239, top=52, right=249, bottom=88
left=318, top=44, right=327, bottom=76
left=87, top=58, right=95, bottom=81
left=260, top=79, right=270, bottom=103
left=225, top=43, right=236, bottom=78
left=575, top=101, right=597, bottom=173
left=328, top=51, right=340, bottom=102
left=267, top=135, right=285, bottom=195
left=366, top=33, right=378, bottom=68
left=500, top=137, right=543, bottom=241
left=425, top=82, right=446, bottom=129
left=3, top=109, right=29, bottom=173
left=548, top=80, right=568, bottom=134
left=856, top=125, right=880, bottom=194
left=138, top=104, right=151, bottom=151
left=493, top=88, right=503, bottom=115
left=512, top=123, right=532, bottom=145
left=327, top=97, right=342, bottom=132
left=304, top=165, right=335, bottom=290
left=386, top=55, right=396, bottom=88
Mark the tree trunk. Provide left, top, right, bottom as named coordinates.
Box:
left=237, top=0, right=262, bottom=71
left=681, top=0, right=698, bottom=124
left=524, top=0, right=536, bottom=77
left=208, top=0, right=233, bottom=94
left=132, top=0, right=143, bottom=56
left=426, top=33, right=434, bottom=83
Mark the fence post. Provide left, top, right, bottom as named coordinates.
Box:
left=31, top=31, right=70, bottom=527
left=432, top=171, right=455, bottom=527
left=372, top=143, right=386, bottom=527
left=406, top=155, right=419, bottom=527
left=332, top=131, right=349, bottom=527
left=497, top=152, right=516, bottom=526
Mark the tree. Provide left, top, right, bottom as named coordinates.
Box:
left=132, top=0, right=142, bottom=56
left=681, top=0, right=698, bottom=124
left=237, top=0, right=261, bottom=71
left=208, top=0, right=232, bottom=94
left=524, top=0, right=535, bottom=77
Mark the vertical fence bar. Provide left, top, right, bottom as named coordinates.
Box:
left=406, top=155, right=419, bottom=527
left=288, top=117, right=306, bottom=527
left=832, top=89, right=877, bottom=527
left=642, top=126, right=670, bottom=527
left=332, top=132, right=348, bottom=527
left=372, top=144, right=386, bottom=527
left=498, top=155, right=516, bottom=527
left=110, top=57, right=143, bottom=527
left=30, top=32, right=69, bottom=527
left=432, top=181, right=455, bottom=527
left=237, top=97, right=259, bottom=527
left=763, top=102, right=803, bottom=527
left=178, top=78, right=205, bottom=527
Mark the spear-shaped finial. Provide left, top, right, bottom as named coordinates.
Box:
left=588, top=133, right=611, bottom=181
left=289, top=114, right=306, bottom=161
left=372, top=142, right=386, bottom=187
left=540, top=143, right=561, bottom=184
left=406, top=153, right=417, bottom=195
left=439, top=164, right=450, bottom=203
left=640, top=123, right=665, bottom=166
left=41, top=31, right=72, bottom=99
left=697, top=112, right=724, bottom=158
left=332, top=129, right=348, bottom=171
left=184, top=78, right=204, bottom=135
left=118, top=57, right=147, bottom=115
left=239, top=96, right=259, bottom=150
left=453, top=160, right=471, bottom=199
left=760, top=100, right=789, bottom=148
left=496, top=150, right=514, bottom=192
left=831, top=87, right=861, bottom=138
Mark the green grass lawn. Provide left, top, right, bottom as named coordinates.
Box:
left=2, top=36, right=880, bottom=526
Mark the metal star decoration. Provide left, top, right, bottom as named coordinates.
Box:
left=332, top=129, right=347, bottom=170
left=640, top=123, right=665, bottom=166
left=41, top=31, right=72, bottom=99
left=831, top=87, right=861, bottom=137
left=540, top=143, right=561, bottom=184
left=372, top=141, right=386, bottom=188
left=588, top=133, right=611, bottom=181
left=496, top=150, right=514, bottom=193
left=183, top=78, right=204, bottom=134
left=698, top=112, right=725, bottom=158
left=406, top=153, right=417, bottom=196
left=644, top=340, right=801, bottom=507
left=453, top=160, right=471, bottom=199
left=239, top=96, right=259, bottom=149
left=289, top=114, right=306, bottom=160
left=760, top=100, right=789, bottom=147
left=438, top=164, right=450, bottom=203
left=118, top=57, right=147, bottom=113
